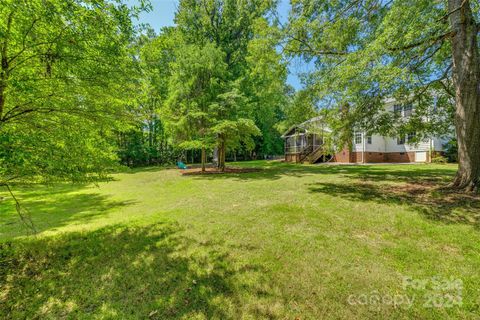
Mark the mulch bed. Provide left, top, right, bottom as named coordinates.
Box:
left=181, top=167, right=261, bottom=175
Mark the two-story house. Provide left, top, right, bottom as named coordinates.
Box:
left=282, top=100, right=449, bottom=164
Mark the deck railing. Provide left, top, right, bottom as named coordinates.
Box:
left=285, top=143, right=323, bottom=154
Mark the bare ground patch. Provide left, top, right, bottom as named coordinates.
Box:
left=181, top=167, right=261, bottom=175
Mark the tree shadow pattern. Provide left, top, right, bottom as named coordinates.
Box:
left=0, top=188, right=136, bottom=238
left=308, top=180, right=480, bottom=228
left=0, top=222, right=271, bottom=319
left=187, top=161, right=457, bottom=183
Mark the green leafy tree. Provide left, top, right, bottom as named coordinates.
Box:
left=245, top=17, right=289, bottom=157
left=286, top=0, right=480, bottom=192
left=116, top=27, right=178, bottom=167
left=211, top=85, right=261, bottom=170
left=0, top=0, right=142, bottom=184
left=165, top=42, right=226, bottom=171
left=174, top=0, right=281, bottom=168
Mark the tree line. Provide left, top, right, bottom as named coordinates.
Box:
left=119, top=0, right=290, bottom=171
left=0, top=0, right=478, bottom=191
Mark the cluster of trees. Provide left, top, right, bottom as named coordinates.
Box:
left=0, top=0, right=144, bottom=185
left=132, top=0, right=289, bottom=171
left=0, top=0, right=291, bottom=185
left=1, top=0, right=478, bottom=191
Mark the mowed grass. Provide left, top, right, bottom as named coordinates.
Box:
left=1, top=161, right=480, bottom=319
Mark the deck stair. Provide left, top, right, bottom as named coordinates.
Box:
left=307, top=146, right=324, bottom=163
left=298, top=145, right=313, bottom=163
left=298, top=145, right=325, bottom=164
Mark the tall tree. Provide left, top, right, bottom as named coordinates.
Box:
left=211, top=85, right=261, bottom=170
left=245, top=17, right=289, bottom=157
left=0, top=0, right=142, bottom=184
left=165, top=42, right=226, bottom=171
left=173, top=0, right=281, bottom=169
left=286, top=0, right=480, bottom=192
left=116, top=27, right=178, bottom=167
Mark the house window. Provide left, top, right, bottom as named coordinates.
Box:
left=394, top=104, right=414, bottom=117
left=407, top=132, right=416, bottom=142
left=404, top=104, right=413, bottom=117
left=354, top=133, right=362, bottom=144
left=367, top=136, right=372, bottom=144
left=394, top=105, right=403, bottom=115
left=397, top=136, right=405, bottom=145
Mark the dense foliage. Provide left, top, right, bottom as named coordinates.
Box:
left=0, top=0, right=143, bottom=184
left=284, top=0, right=479, bottom=191
left=115, top=0, right=291, bottom=170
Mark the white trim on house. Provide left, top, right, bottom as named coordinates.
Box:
left=282, top=99, right=452, bottom=163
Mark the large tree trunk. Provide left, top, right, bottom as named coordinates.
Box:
left=448, top=0, right=480, bottom=192
left=0, top=11, right=14, bottom=123
left=217, top=135, right=226, bottom=172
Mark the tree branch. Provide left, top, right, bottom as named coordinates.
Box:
left=415, top=63, right=453, bottom=98
left=7, top=17, right=40, bottom=64
left=1, top=92, right=56, bottom=121
left=437, top=0, right=468, bottom=23
left=439, top=79, right=455, bottom=97
left=1, top=184, right=37, bottom=234
left=285, top=34, right=348, bottom=56
left=388, top=31, right=454, bottom=51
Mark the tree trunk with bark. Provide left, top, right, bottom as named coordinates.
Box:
left=448, top=0, right=480, bottom=192
left=0, top=12, right=13, bottom=123
left=201, top=147, right=206, bottom=172
left=217, top=136, right=226, bottom=172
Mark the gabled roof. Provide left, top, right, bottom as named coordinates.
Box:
left=281, top=116, right=331, bottom=138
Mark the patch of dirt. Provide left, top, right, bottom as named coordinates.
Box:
left=387, top=182, right=434, bottom=196
left=181, top=167, right=261, bottom=175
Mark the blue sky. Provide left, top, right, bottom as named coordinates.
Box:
left=127, top=0, right=310, bottom=90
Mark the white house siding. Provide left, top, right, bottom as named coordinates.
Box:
left=384, top=137, right=431, bottom=153
left=352, top=134, right=386, bottom=153
left=366, top=135, right=386, bottom=152
left=353, top=134, right=432, bottom=153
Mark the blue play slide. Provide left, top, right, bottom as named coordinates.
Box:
left=176, top=161, right=188, bottom=169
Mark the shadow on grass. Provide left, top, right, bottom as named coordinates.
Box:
left=0, top=186, right=136, bottom=237
left=187, top=161, right=457, bottom=184
left=308, top=181, right=480, bottom=228
left=0, top=222, right=271, bottom=319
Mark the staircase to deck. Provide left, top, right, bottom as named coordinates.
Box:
left=307, top=146, right=325, bottom=163
left=299, top=145, right=325, bottom=164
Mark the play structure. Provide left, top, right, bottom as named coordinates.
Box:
left=176, top=161, right=188, bottom=169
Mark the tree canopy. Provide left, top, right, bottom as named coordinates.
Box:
left=0, top=0, right=144, bottom=184
left=2, top=0, right=477, bottom=191
left=284, top=0, right=480, bottom=191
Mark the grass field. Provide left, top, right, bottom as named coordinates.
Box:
left=1, top=161, right=479, bottom=319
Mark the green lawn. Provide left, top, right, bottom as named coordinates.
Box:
left=1, top=161, right=479, bottom=319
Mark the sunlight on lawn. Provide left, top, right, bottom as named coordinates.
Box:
left=1, top=161, right=479, bottom=319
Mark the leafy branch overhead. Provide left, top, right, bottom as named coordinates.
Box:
left=285, top=0, right=480, bottom=191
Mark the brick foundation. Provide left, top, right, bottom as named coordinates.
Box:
left=287, top=149, right=433, bottom=164
left=383, top=152, right=415, bottom=163
left=333, top=149, right=354, bottom=163
left=332, top=149, right=431, bottom=163
left=364, top=152, right=386, bottom=163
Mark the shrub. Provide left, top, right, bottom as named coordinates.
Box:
left=431, top=155, right=448, bottom=164
left=443, top=138, right=458, bottom=163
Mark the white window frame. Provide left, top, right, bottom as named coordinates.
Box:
left=354, top=133, right=362, bottom=144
